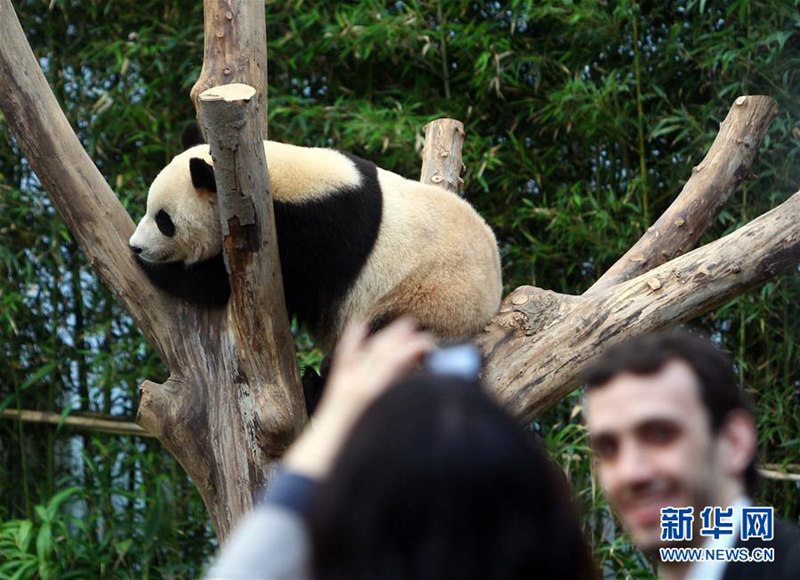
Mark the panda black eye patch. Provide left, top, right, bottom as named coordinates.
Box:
left=156, top=210, right=176, bottom=237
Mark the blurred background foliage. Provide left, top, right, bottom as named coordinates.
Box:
left=1, top=0, right=798, bottom=577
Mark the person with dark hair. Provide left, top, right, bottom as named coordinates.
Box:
left=309, top=372, right=593, bottom=580
left=582, top=331, right=800, bottom=580
left=206, top=319, right=596, bottom=579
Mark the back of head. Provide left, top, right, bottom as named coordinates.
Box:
left=308, top=373, right=594, bottom=580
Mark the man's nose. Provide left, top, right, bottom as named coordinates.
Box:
left=615, top=440, right=655, bottom=485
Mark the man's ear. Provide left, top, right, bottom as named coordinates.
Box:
left=189, top=158, right=217, bottom=193
left=182, top=122, right=206, bottom=150
left=719, top=409, right=758, bottom=481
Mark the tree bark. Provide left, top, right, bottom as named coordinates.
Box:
left=191, top=0, right=268, bottom=138
left=2, top=0, right=799, bottom=543
left=420, top=118, right=466, bottom=194
left=198, top=82, right=304, bottom=449
left=481, top=187, right=800, bottom=421
left=137, top=19, right=304, bottom=539
left=0, top=0, right=303, bottom=541
left=588, top=95, right=779, bottom=294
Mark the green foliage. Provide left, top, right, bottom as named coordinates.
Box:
left=0, top=487, right=80, bottom=579
left=1, top=0, right=799, bottom=578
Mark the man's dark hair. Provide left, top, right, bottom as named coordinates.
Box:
left=309, top=373, right=597, bottom=580
left=584, top=330, right=758, bottom=495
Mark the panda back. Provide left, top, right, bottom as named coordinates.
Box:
left=263, top=141, right=364, bottom=203
left=271, top=148, right=383, bottom=340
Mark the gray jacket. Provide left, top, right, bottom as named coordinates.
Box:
left=204, top=469, right=317, bottom=580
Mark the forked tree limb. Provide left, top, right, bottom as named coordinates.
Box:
left=480, top=189, right=800, bottom=420
left=191, top=0, right=268, bottom=138
left=3, top=0, right=799, bottom=542
left=137, top=15, right=304, bottom=538
left=1, top=0, right=301, bottom=540
left=420, top=118, right=466, bottom=194
left=138, top=2, right=304, bottom=540
left=587, top=95, right=779, bottom=295
left=0, top=0, right=184, bottom=364
left=477, top=94, right=787, bottom=418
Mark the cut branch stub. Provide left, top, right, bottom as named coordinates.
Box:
left=587, top=95, right=779, bottom=295
left=199, top=83, right=305, bottom=451
left=420, top=118, right=466, bottom=194
left=191, top=0, right=268, bottom=138
left=200, top=83, right=259, bottom=246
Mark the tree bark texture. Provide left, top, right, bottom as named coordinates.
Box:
left=0, top=0, right=303, bottom=541
left=137, top=13, right=304, bottom=538
left=587, top=95, right=780, bottom=295
left=191, top=0, right=268, bottom=138
left=480, top=187, right=800, bottom=420
left=198, top=82, right=304, bottom=449
left=2, top=0, right=800, bottom=542
left=420, top=118, right=466, bottom=194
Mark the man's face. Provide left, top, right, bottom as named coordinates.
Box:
left=584, top=360, right=725, bottom=553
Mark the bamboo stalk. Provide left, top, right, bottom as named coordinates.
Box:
left=1, top=409, right=153, bottom=438
left=758, top=468, right=800, bottom=482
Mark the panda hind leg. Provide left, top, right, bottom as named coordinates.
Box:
left=368, top=313, right=399, bottom=334
left=302, top=315, right=411, bottom=416
left=302, top=355, right=332, bottom=416
left=369, top=313, right=430, bottom=335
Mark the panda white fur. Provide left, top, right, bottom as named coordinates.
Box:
left=129, top=130, right=502, bottom=353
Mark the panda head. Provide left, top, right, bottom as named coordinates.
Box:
left=129, top=146, right=221, bottom=265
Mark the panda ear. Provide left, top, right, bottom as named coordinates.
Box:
left=189, top=158, right=217, bottom=193
left=182, top=122, right=206, bottom=150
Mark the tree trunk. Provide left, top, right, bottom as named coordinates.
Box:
left=191, top=0, right=268, bottom=138
left=1, top=0, right=799, bottom=541
left=0, top=0, right=304, bottom=541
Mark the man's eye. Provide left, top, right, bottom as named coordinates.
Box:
left=641, top=423, right=678, bottom=445
left=592, top=438, right=618, bottom=460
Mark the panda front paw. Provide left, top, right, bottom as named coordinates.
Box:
left=302, top=366, right=325, bottom=416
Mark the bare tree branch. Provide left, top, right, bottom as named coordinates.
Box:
left=588, top=96, right=779, bottom=294
left=199, top=83, right=304, bottom=445
left=758, top=469, right=800, bottom=483
left=1, top=409, right=153, bottom=438
left=0, top=0, right=187, bottom=364
left=0, top=0, right=304, bottom=539
left=480, top=189, right=800, bottom=420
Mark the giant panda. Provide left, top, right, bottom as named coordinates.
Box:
left=129, top=128, right=502, bottom=406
